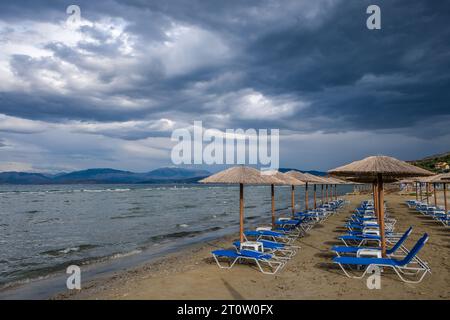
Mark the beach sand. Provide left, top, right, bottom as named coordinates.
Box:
left=54, top=193, right=450, bottom=300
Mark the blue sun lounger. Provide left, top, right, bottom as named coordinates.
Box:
left=211, top=249, right=285, bottom=275
left=332, top=227, right=412, bottom=257
left=333, top=234, right=431, bottom=283
left=233, top=240, right=298, bottom=259
left=244, top=230, right=295, bottom=244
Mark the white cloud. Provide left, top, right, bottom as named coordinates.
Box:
left=0, top=114, right=47, bottom=134
left=68, top=118, right=176, bottom=140
left=204, top=89, right=307, bottom=121
left=151, top=23, right=231, bottom=77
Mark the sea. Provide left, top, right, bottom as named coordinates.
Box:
left=0, top=183, right=352, bottom=298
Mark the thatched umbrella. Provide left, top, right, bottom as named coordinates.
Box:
left=427, top=173, right=450, bottom=212
left=286, top=171, right=325, bottom=211
left=329, top=155, right=433, bottom=257
left=263, top=170, right=304, bottom=226
left=200, top=166, right=283, bottom=242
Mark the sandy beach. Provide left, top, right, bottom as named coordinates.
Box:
left=54, top=193, right=450, bottom=300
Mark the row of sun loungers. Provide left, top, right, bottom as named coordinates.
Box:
left=331, top=200, right=431, bottom=283
left=405, top=200, right=449, bottom=226
left=212, top=199, right=347, bottom=274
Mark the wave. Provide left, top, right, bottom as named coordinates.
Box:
left=109, top=249, right=142, bottom=259
left=128, top=206, right=142, bottom=211
left=0, top=188, right=132, bottom=195
left=176, top=223, right=189, bottom=228
left=33, top=218, right=61, bottom=225
left=147, top=226, right=223, bottom=243
left=82, top=188, right=131, bottom=193
left=40, top=244, right=99, bottom=257
left=25, top=210, right=41, bottom=214
left=110, top=214, right=146, bottom=220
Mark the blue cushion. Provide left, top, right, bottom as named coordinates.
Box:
left=333, top=256, right=398, bottom=266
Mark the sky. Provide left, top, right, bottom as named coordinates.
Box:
left=0, top=0, right=449, bottom=173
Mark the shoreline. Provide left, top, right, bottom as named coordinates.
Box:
left=0, top=226, right=240, bottom=300
left=56, top=194, right=449, bottom=300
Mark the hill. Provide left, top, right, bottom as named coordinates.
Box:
left=408, top=152, right=450, bottom=173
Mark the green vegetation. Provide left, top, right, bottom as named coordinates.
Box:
left=409, top=152, right=450, bottom=173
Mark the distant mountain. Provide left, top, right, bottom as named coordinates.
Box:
left=0, top=172, right=53, bottom=184
left=0, top=167, right=211, bottom=185
left=145, top=167, right=210, bottom=180
left=53, top=168, right=143, bottom=184
left=278, top=168, right=327, bottom=176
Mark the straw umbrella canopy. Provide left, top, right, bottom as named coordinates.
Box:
left=329, top=155, right=433, bottom=257
left=286, top=171, right=324, bottom=211
left=200, top=166, right=283, bottom=242
left=262, top=170, right=304, bottom=226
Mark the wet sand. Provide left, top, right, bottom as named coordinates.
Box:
left=55, top=194, right=450, bottom=300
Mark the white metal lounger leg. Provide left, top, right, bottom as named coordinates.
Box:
left=255, top=259, right=284, bottom=275
left=213, top=254, right=238, bottom=269
left=393, top=263, right=431, bottom=283
left=336, top=262, right=371, bottom=279
left=337, top=262, right=431, bottom=284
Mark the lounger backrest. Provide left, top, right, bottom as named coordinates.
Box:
left=389, top=227, right=412, bottom=253
left=399, top=234, right=429, bottom=265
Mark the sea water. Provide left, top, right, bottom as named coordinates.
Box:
left=0, top=183, right=352, bottom=291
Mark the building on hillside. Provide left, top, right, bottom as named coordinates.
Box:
left=435, top=161, right=450, bottom=171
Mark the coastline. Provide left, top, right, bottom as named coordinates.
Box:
left=50, top=193, right=449, bottom=300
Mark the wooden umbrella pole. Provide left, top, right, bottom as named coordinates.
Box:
left=291, top=185, right=295, bottom=218
left=271, top=184, right=275, bottom=228
left=415, top=182, right=418, bottom=201
left=419, top=183, right=423, bottom=201
left=444, top=183, right=448, bottom=213
left=426, top=183, right=429, bottom=205
left=313, top=184, right=317, bottom=209
left=377, top=174, right=386, bottom=257
left=433, top=183, right=437, bottom=207
left=321, top=184, right=324, bottom=205
left=373, top=182, right=378, bottom=223
left=305, top=182, right=309, bottom=211
left=334, top=184, right=337, bottom=200
left=239, top=183, right=244, bottom=243
left=326, top=184, right=328, bottom=203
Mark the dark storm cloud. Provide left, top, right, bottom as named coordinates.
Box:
left=0, top=0, right=449, bottom=139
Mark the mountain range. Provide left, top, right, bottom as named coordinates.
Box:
left=0, top=167, right=211, bottom=185
left=0, top=167, right=326, bottom=185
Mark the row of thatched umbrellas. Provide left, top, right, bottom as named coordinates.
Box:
left=200, top=167, right=348, bottom=243
left=399, top=173, right=450, bottom=212
left=201, top=155, right=435, bottom=257
left=327, top=156, right=433, bottom=257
